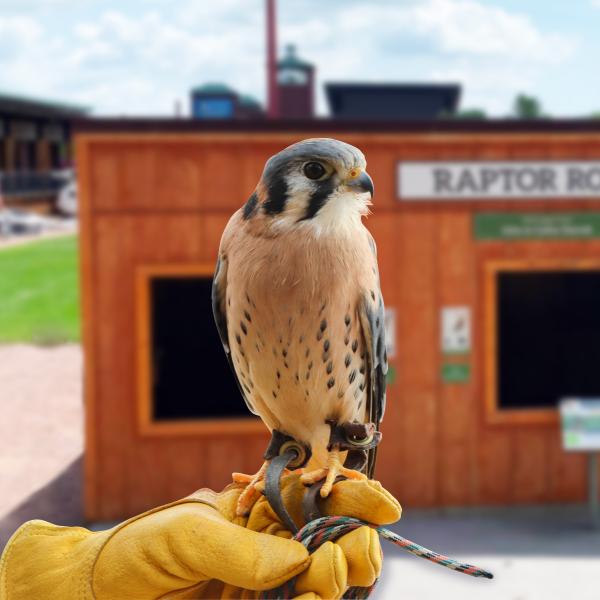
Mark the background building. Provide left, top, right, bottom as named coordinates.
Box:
left=325, top=83, right=460, bottom=120
left=0, top=92, right=88, bottom=213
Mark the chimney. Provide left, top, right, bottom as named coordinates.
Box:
left=266, top=0, right=279, bottom=118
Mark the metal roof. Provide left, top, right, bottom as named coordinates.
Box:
left=277, top=44, right=312, bottom=70
left=0, top=92, right=89, bottom=119
left=191, top=83, right=236, bottom=96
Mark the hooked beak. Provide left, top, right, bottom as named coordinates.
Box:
left=346, top=170, right=374, bottom=198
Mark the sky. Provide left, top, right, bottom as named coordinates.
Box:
left=1, top=0, right=599, bottom=118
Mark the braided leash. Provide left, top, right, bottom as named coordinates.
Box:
left=261, top=515, right=493, bottom=599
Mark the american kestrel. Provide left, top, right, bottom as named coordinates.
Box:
left=212, top=138, right=387, bottom=515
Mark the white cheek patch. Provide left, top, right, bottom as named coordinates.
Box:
left=308, top=188, right=371, bottom=236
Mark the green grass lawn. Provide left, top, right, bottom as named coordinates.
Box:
left=0, top=235, right=79, bottom=344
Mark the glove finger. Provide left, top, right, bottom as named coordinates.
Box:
left=148, top=503, right=310, bottom=591
left=321, top=479, right=402, bottom=525
left=294, top=541, right=348, bottom=600
left=335, top=526, right=382, bottom=587
left=292, top=594, right=321, bottom=599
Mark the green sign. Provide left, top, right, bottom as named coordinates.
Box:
left=474, top=213, right=600, bottom=240
left=441, top=363, right=470, bottom=383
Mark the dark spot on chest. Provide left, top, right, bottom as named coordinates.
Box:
left=240, top=321, right=247, bottom=335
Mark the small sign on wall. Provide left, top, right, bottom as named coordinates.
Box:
left=475, top=213, right=600, bottom=240
left=441, top=363, right=471, bottom=383
left=441, top=306, right=471, bottom=355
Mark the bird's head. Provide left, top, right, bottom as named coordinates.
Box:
left=244, top=138, right=374, bottom=234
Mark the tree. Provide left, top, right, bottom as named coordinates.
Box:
left=454, top=108, right=487, bottom=119
left=513, top=94, right=543, bottom=119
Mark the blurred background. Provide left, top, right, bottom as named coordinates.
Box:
left=1, top=1, right=600, bottom=598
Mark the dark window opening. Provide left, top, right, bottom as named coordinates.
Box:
left=150, top=276, right=252, bottom=420
left=14, top=141, right=36, bottom=171
left=49, top=142, right=63, bottom=169
left=498, top=270, right=600, bottom=410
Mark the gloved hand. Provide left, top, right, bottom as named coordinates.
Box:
left=0, top=473, right=401, bottom=599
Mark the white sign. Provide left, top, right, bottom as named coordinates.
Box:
left=384, top=308, right=396, bottom=359
left=560, top=398, right=600, bottom=451
left=398, top=161, right=600, bottom=200
left=441, top=306, right=470, bottom=354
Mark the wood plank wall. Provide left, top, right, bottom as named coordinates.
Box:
left=77, top=131, right=600, bottom=521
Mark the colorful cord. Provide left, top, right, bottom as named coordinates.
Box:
left=261, top=515, right=493, bottom=599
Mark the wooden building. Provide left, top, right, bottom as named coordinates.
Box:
left=76, top=119, right=600, bottom=521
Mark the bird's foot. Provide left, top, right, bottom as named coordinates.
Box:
left=233, top=462, right=295, bottom=515
left=300, top=447, right=367, bottom=498
left=232, top=461, right=270, bottom=516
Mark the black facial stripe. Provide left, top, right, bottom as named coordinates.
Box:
left=263, top=174, right=288, bottom=215
left=242, top=192, right=259, bottom=219
left=300, top=180, right=335, bottom=221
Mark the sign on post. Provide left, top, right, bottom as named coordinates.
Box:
left=560, top=398, right=600, bottom=451
left=559, top=398, right=600, bottom=529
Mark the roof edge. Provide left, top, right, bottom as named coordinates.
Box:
left=73, top=117, right=600, bottom=134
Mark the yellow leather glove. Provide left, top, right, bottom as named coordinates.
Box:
left=0, top=474, right=401, bottom=599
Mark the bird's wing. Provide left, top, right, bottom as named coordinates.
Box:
left=357, top=237, right=388, bottom=477
left=211, top=253, right=258, bottom=415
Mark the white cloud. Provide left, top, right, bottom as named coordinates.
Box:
left=0, top=0, right=581, bottom=116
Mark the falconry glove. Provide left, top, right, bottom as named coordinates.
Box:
left=0, top=474, right=401, bottom=599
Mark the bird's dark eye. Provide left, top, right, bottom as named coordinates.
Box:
left=303, top=162, right=326, bottom=180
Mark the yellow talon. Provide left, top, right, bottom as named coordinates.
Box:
left=233, top=461, right=269, bottom=516
left=300, top=448, right=367, bottom=498
left=233, top=461, right=298, bottom=515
